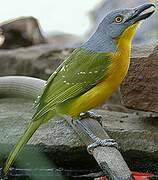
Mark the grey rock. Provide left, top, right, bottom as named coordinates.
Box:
left=0, top=98, right=158, bottom=172
left=0, top=16, right=47, bottom=49
left=0, top=44, right=73, bottom=80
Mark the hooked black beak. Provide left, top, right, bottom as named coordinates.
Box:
left=126, top=3, right=155, bottom=24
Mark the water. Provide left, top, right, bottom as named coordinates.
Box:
left=0, top=168, right=100, bottom=180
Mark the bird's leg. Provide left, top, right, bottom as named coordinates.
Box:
left=75, top=117, right=118, bottom=155
left=80, top=111, right=102, bottom=125
left=87, top=139, right=118, bottom=155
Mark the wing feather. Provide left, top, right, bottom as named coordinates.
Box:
left=33, top=48, right=112, bottom=120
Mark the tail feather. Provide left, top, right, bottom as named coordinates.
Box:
left=1, top=120, right=41, bottom=177
left=1, top=107, right=56, bottom=179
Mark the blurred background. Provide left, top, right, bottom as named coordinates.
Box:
left=0, top=0, right=98, bottom=35
left=0, top=0, right=157, bottom=49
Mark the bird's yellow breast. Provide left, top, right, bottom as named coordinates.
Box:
left=58, top=23, right=139, bottom=118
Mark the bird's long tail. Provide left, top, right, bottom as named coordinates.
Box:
left=1, top=120, right=42, bottom=178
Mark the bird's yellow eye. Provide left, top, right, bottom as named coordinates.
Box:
left=115, top=16, right=123, bottom=23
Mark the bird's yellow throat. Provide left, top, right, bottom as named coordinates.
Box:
left=115, top=21, right=140, bottom=50
left=107, top=21, right=140, bottom=87
left=111, top=21, right=140, bottom=80
left=94, top=22, right=141, bottom=109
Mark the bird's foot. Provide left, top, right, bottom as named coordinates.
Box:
left=71, top=117, right=75, bottom=124
left=75, top=119, right=118, bottom=155
left=87, top=138, right=118, bottom=154
left=79, top=111, right=102, bottom=124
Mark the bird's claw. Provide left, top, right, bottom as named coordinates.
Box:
left=71, top=117, right=75, bottom=124
left=87, top=138, right=118, bottom=155
left=79, top=111, right=102, bottom=122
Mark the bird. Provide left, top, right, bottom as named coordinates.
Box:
left=1, top=3, right=155, bottom=178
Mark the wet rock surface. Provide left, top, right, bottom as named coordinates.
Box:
left=0, top=98, right=158, bottom=173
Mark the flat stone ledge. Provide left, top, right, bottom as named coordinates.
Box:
left=0, top=98, right=158, bottom=172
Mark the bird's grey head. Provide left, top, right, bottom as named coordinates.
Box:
left=83, top=3, right=155, bottom=53
left=99, top=3, right=155, bottom=38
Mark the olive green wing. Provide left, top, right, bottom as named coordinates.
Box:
left=33, top=48, right=112, bottom=120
